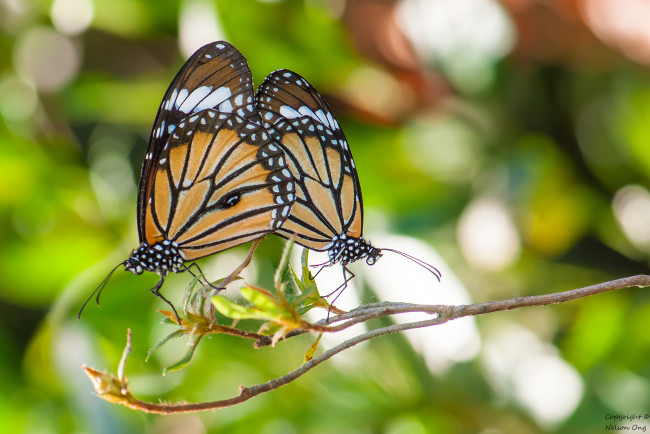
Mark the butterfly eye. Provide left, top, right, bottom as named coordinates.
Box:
left=216, top=191, right=242, bottom=209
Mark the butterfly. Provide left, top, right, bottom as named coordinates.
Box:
left=80, top=42, right=295, bottom=322
left=256, top=69, right=441, bottom=293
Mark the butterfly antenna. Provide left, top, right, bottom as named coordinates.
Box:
left=78, top=261, right=125, bottom=319
left=381, top=248, right=442, bottom=282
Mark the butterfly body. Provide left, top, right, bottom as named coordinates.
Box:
left=124, top=240, right=184, bottom=276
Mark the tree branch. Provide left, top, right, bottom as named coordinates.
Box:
left=83, top=274, right=650, bottom=414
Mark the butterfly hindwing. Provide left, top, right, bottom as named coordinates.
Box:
left=138, top=41, right=257, bottom=242
left=256, top=69, right=363, bottom=251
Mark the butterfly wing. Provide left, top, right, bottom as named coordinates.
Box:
left=138, top=41, right=257, bottom=242
left=256, top=69, right=363, bottom=251
left=142, top=110, right=294, bottom=260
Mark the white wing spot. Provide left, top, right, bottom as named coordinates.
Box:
left=175, top=88, right=189, bottom=108
left=165, top=88, right=178, bottom=111
left=178, top=86, right=213, bottom=113
left=315, top=109, right=329, bottom=126
left=196, top=86, right=232, bottom=112
left=220, top=100, right=233, bottom=113
left=326, top=111, right=338, bottom=129
left=280, top=105, right=301, bottom=119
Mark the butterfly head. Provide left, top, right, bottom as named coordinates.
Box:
left=365, top=245, right=383, bottom=266
left=124, top=240, right=185, bottom=276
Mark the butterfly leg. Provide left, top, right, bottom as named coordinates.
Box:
left=181, top=262, right=221, bottom=291
left=150, top=276, right=182, bottom=325
left=324, top=265, right=355, bottom=322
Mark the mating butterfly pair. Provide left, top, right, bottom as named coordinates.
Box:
left=82, top=41, right=440, bottom=322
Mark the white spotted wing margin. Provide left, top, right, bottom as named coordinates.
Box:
left=137, top=41, right=257, bottom=241
left=143, top=110, right=295, bottom=261
left=255, top=69, right=364, bottom=251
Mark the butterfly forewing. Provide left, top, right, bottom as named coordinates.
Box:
left=138, top=41, right=257, bottom=242
left=256, top=70, right=363, bottom=251
left=143, top=110, right=293, bottom=261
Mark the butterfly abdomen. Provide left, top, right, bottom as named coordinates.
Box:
left=124, top=240, right=185, bottom=276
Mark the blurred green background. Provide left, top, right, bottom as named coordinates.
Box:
left=2, top=0, right=650, bottom=432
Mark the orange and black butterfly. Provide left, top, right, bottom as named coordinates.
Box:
left=81, top=42, right=294, bottom=320
left=256, top=69, right=440, bottom=288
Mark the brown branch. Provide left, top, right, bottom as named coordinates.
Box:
left=256, top=274, right=650, bottom=347
left=83, top=274, right=650, bottom=414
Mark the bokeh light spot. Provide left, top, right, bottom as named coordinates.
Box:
left=612, top=185, right=650, bottom=254
left=0, top=76, right=38, bottom=121
left=458, top=197, right=521, bottom=270
left=179, top=0, right=225, bottom=58
left=397, top=0, right=515, bottom=92
left=14, top=27, right=80, bottom=92
left=51, top=0, right=94, bottom=36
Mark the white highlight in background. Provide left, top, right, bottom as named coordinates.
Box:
left=481, top=323, right=584, bottom=426
left=612, top=185, right=650, bottom=254
left=397, top=0, right=515, bottom=91
left=361, top=234, right=480, bottom=374
left=51, top=0, right=94, bottom=36
left=14, top=27, right=80, bottom=92
left=457, top=196, right=521, bottom=271
left=179, top=0, right=225, bottom=59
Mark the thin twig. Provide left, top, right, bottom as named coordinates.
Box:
left=83, top=274, right=650, bottom=414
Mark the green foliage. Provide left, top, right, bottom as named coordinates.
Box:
left=0, top=1, right=649, bottom=433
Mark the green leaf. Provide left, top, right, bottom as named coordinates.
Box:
left=146, top=329, right=187, bottom=362
left=212, top=294, right=280, bottom=321
left=241, top=286, right=284, bottom=315
left=163, top=334, right=203, bottom=375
